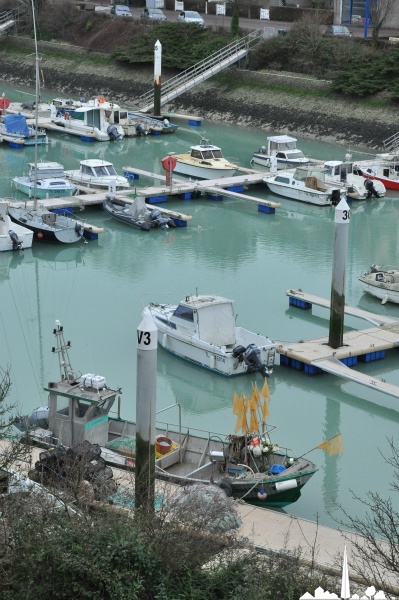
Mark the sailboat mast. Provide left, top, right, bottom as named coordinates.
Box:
left=31, top=0, right=39, bottom=209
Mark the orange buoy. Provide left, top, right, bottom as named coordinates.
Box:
left=97, top=96, right=105, bottom=103
left=64, top=111, right=70, bottom=120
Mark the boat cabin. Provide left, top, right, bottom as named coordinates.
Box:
left=79, top=159, right=118, bottom=178
left=260, top=135, right=306, bottom=161
left=189, top=144, right=224, bottom=161
left=170, top=295, right=236, bottom=346
left=324, top=161, right=354, bottom=182
left=28, top=161, right=66, bottom=180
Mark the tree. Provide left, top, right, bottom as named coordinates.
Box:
left=0, top=367, right=30, bottom=473
left=334, top=438, right=399, bottom=596
left=369, top=0, right=397, bottom=45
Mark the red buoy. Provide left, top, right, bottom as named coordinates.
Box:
left=37, top=232, right=44, bottom=239
left=161, top=155, right=177, bottom=172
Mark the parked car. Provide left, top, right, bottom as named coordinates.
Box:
left=141, top=7, right=167, bottom=20
left=324, top=25, right=351, bottom=36
left=111, top=5, right=132, bottom=17
left=177, top=10, right=205, bottom=27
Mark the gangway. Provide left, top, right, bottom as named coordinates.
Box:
left=383, top=131, right=399, bottom=153
left=137, top=27, right=277, bottom=113
left=0, top=7, right=24, bottom=33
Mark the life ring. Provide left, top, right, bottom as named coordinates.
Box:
left=64, top=111, right=70, bottom=120
left=97, top=96, right=105, bottom=104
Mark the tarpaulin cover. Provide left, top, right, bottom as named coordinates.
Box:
left=3, top=113, right=29, bottom=136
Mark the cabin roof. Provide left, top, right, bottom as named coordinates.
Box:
left=267, top=135, right=297, bottom=143
left=179, top=294, right=232, bottom=310
left=190, top=144, right=221, bottom=151
left=28, top=161, right=63, bottom=169
left=80, top=159, right=113, bottom=167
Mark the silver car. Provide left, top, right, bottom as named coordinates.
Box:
left=141, top=8, right=167, bottom=21
left=177, top=10, right=205, bottom=27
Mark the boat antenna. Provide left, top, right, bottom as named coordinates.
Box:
left=31, top=0, right=39, bottom=211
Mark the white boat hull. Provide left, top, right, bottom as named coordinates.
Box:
left=252, top=154, right=309, bottom=169
left=152, top=319, right=274, bottom=376
left=174, top=160, right=236, bottom=180
left=65, top=171, right=130, bottom=190
left=265, top=181, right=332, bottom=206
left=359, top=279, right=399, bottom=304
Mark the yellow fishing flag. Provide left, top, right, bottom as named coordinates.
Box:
left=232, top=390, right=240, bottom=415
left=262, top=397, right=270, bottom=421
left=234, top=393, right=246, bottom=433
left=261, top=378, right=270, bottom=400
left=315, top=434, right=344, bottom=457
left=249, top=408, right=259, bottom=433
left=252, top=382, right=261, bottom=405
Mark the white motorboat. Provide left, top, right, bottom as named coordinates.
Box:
left=323, top=161, right=386, bottom=200
left=251, top=135, right=309, bottom=169
left=0, top=112, right=47, bottom=147
left=65, top=159, right=130, bottom=190
left=52, top=104, right=124, bottom=142
left=146, top=294, right=276, bottom=377
left=353, top=153, right=399, bottom=191
left=359, top=264, right=399, bottom=304
left=12, top=161, right=77, bottom=199
left=264, top=166, right=343, bottom=206
left=0, top=199, right=33, bottom=252
left=172, top=142, right=238, bottom=179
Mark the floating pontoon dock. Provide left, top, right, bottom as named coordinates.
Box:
left=276, top=289, right=399, bottom=404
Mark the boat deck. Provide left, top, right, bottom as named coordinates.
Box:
left=275, top=289, right=399, bottom=403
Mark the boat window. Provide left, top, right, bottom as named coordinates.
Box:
left=120, top=112, right=128, bottom=120
left=86, top=397, right=115, bottom=421
left=82, top=165, right=91, bottom=175
left=287, top=151, right=305, bottom=159
left=191, top=150, right=202, bottom=159
left=201, top=150, right=213, bottom=159
left=105, top=110, right=112, bottom=118
left=275, top=176, right=290, bottom=184
left=56, top=397, right=70, bottom=417
left=294, top=170, right=306, bottom=181
left=276, top=152, right=287, bottom=158
left=71, top=111, right=84, bottom=121
left=212, top=149, right=223, bottom=158
left=106, top=165, right=117, bottom=176
left=173, top=305, right=194, bottom=322
left=93, top=166, right=109, bottom=176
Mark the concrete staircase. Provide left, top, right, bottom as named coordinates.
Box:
left=137, top=27, right=277, bottom=113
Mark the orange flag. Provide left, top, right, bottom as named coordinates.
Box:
left=232, top=390, right=240, bottom=415
left=261, top=378, right=270, bottom=400
left=262, top=397, right=270, bottom=421
left=315, top=434, right=344, bottom=457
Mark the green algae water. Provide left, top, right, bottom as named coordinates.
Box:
left=1, top=80, right=399, bottom=529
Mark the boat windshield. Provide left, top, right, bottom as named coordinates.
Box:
left=106, top=165, right=117, bottom=176
left=286, top=151, right=305, bottom=159
left=201, top=150, right=214, bottom=160
left=212, top=150, right=223, bottom=158
left=93, top=166, right=110, bottom=176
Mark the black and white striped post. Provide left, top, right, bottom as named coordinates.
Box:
left=153, top=40, right=162, bottom=118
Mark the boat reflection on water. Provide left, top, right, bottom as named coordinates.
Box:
left=0, top=248, right=33, bottom=282
left=157, top=347, right=276, bottom=417
left=31, top=243, right=87, bottom=267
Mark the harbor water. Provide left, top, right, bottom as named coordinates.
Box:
left=1, top=81, right=399, bottom=529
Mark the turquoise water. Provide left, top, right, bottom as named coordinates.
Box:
left=1, top=80, right=399, bottom=528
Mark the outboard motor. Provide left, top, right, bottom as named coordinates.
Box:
left=75, top=222, right=84, bottom=238
left=8, top=230, right=22, bottom=250
left=330, top=189, right=341, bottom=206
left=107, top=124, right=122, bottom=141
left=242, top=343, right=269, bottom=378
left=364, top=178, right=380, bottom=198
left=135, top=122, right=146, bottom=137
left=150, top=209, right=169, bottom=230
left=14, top=406, right=49, bottom=432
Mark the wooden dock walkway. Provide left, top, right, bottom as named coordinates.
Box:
left=276, top=289, right=399, bottom=404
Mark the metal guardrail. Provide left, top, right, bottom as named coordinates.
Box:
left=137, top=27, right=277, bottom=112
left=0, top=7, right=24, bottom=27
left=383, top=131, right=399, bottom=153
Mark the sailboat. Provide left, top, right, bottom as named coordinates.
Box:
left=7, top=1, right=84, bottom=245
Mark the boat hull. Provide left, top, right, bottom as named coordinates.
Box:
left=266, top=181, right=332, bottom=206
left=359, top=279, right=399, bottom=304
left=13, top=177, right=76, bottom=198
left=8, top=207, right=84, bottom=244
left=65, top=172, right=129, bottom=191
left=174, top=160, right=236, bottom=180
left=252, top=153, right=309, bottom=169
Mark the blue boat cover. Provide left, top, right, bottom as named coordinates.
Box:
left=3, top=113, right=29, bottom=136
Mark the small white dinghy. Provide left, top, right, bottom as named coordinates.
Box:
left=146, top=294, right=276, bottom=377
left=359, top=264, right=399, bottom=304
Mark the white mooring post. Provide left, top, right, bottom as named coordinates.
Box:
left=153, top=40, right=162, bottom=117
left=328, top=197, right=350, bottom=349
left=135, top=310, right=158, bottom=511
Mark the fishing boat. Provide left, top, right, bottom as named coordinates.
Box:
left=103, top=194, right=176, bottom=231
left=7, top=1, right=85, bottom=245
left=0, top=199, right=33, bottom=252
left=51, top=103, right=124, bottom=142
left=146, top=294, right=276, bottom=377
left=251, top=135, right=310, bottom=169
left=264, top=166, right=343, bottom=206
left=12, top=161, right=77, bottom=199
left=358, top=264, right=399, bottom=304
left=172, top=141, right=238, bottom=179
left=0, top=112, right=47, bottom=148
left=65, top=159, right=130, bottom=190
left=323, top=161, right=386, bottom=200
left=15, top=321, right=321, bottom=508
left=353, top=153, right=399, bottom=191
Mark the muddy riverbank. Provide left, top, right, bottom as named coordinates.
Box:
left=2, top=37, right=399, bottom=149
